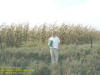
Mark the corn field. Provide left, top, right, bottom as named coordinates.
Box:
left=0, top=24, right=100, bottom=75
left=0, top=23, right=100, bottom=48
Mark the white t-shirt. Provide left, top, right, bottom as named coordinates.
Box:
left=48, top=36, right=60, bottom=49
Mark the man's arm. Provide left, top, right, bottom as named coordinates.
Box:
left=47, top=38, right=50, bottom=46
left=58, top=43, right=61, bottom=49
left=58, top=37, right=61, bottom=49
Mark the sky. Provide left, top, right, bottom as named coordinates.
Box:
left=0, top=0, right=100, bottom=30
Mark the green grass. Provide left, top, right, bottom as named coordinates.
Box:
left=0, top=43, right=100, bottom=75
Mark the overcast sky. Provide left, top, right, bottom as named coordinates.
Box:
left=0, top=0, right=100, bottom=30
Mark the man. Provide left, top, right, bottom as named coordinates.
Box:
left=48, top=31, right=60, bottom=64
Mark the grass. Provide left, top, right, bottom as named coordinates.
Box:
left=0, top=42, right=100, bottom=75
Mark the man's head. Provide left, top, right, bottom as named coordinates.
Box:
left=52, top=31, right=57, bottom=37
